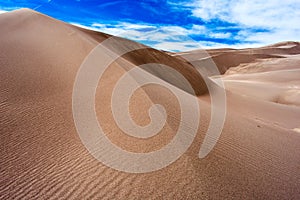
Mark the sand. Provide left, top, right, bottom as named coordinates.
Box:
left=0, top=8, right=300, bottom=199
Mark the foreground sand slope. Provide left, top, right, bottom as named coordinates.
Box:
left=0, top=9, right=300, bottom=199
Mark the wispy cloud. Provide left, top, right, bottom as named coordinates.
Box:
left=72, top=21, right=237, bottom=51
left=182, top=0, right=300, bottom=45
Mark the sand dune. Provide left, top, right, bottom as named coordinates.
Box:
left=174, top=42, right=300, bottom=74
left=0, top=9, right=300, bottom=199
left=219, top=55, right=300, bottom=106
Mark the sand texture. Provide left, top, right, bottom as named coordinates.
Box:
left=0, top=9, right=300, bottom=199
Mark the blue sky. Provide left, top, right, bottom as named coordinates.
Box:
left=0, top=0, right=299, bottom=51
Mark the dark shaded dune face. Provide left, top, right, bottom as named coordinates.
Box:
left=88, top=35, right=208, bottom=96
left=68, top=24, right=111, bottom=43
left=121, top=48, right=207, bottom=95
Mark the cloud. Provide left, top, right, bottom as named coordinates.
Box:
left=72, top=22, right=193, bottom=51
left=235, top=28, right=300, bottom=45
left=70, top=23, right=103, bottom=32
left=184, top=0, right=300, bottom=45
left=209, top=32, right=231, bottom=39
left=71, top=21, right=236, bottom=51
left=153, top=41, right=201, bottom=52
left=189, top=0, right=300, bottom=27
left=189, top=0, right=232, bottom=21
left=0, top=10, right=8, bottom=14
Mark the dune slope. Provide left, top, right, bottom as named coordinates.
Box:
left=0, top=9, right=300, bottom=199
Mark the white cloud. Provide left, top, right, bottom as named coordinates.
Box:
left=70, top=23, right=103, bottom=32
left=235, top=28, right=300, bottom=45
left=71, top=21, right=235, bottom=51
left=230, top=0, right=300, bottom=29
left=209, top=32, right=231, bottom=39
left=153, top=41, right=201, bottom=52
left=189, top=0, right=300, bottom=28
left=0, top=10, right=8, bottom=14
left=186, top=0, right=300, bottom=45
left=92, top=22, right=156, bottom=30
left=198, top=41, right=264, bottom=49
left=190, top=0, right=231, bottom=21
left=72, top=19, right=245, bottom=51
left=187, top=24, right=207, bottom=35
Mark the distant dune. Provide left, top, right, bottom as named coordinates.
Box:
left=0, top=9, right=300, bottom=199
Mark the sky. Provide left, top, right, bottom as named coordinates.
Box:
left=0, top=0, right=299, bottom=52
